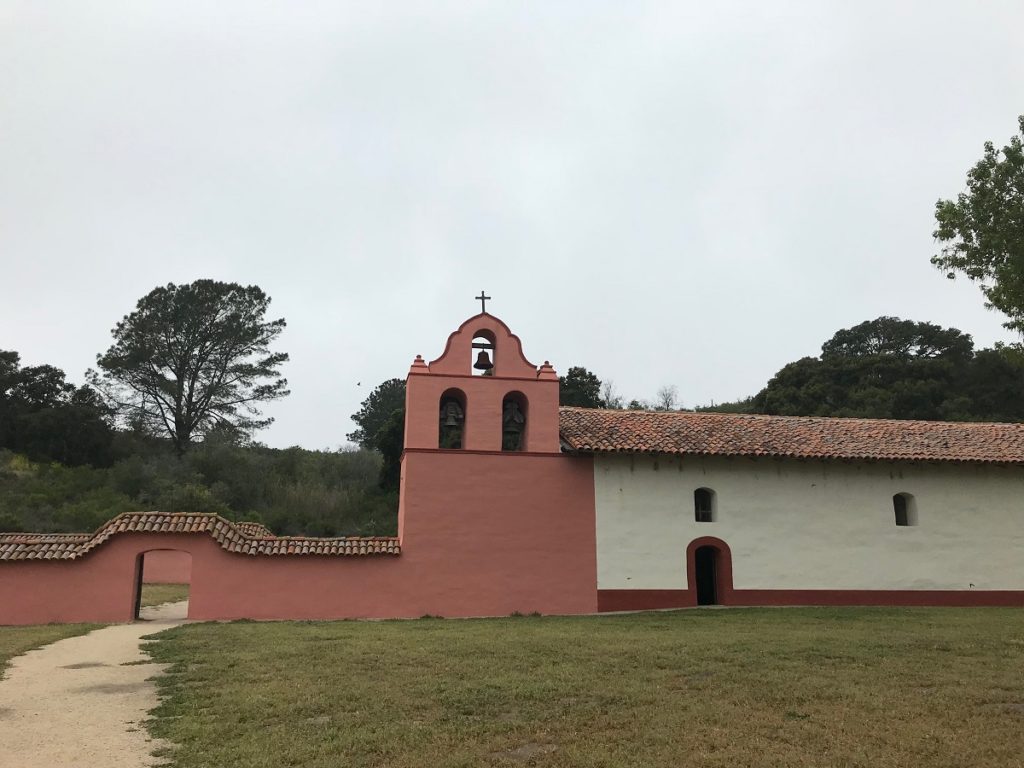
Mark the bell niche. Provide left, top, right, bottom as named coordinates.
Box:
left=471, top=331, right=495, bottom=376
left=502, top=392, right=527, bottom=451
left=403, top=310, right=561, bottom=454
left=439, top=389, right=466, bottom=449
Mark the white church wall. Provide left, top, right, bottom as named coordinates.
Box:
left=594, top=454, right=1024, bottom=591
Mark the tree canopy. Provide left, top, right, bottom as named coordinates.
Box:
left=91, top=281, right=289, bottom=455
left=347, top=378, right=406, bottom=491
left=748, top=317, right=1024, bottom=422
left=0, top=351, right=113, bottom=467
left=933, top=115, right=1024, bottom=334
left=559, top=366, right=605, bottom=408
left=347, top=378, right=406, bottom=449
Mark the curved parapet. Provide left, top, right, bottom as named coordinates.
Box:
left=419, top=312, right=542, bottom=379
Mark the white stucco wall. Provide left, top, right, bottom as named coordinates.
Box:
left=594, top=454, right=1024, bottom=591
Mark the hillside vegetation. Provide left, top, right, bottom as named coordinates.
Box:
left=0, top=437, right=397, bottom=537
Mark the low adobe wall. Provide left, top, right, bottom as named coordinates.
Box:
left=0, top=452, right=597, bottom=625
left=141, top=549, right=192, bottom=584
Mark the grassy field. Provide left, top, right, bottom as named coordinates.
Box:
left=0, top=625, right=98, bottom=676
left=140, top=583, right=190, bottom=608
left=144, top=608, right=1024, bottom=767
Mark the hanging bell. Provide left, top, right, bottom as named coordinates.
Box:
left=473, top=349, right=494, bottom=371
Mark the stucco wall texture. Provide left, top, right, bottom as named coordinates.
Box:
left=594, top=454, right=1024, bottom=597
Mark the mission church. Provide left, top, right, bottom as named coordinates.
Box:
left=2, top=304, right=1023, bottom=624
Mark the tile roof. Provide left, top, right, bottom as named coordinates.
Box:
left=0, top=512, right=400, bottom=561
left=235, top=521, right=274, bottom=537
left=559, top=407, right=1024, bottom=465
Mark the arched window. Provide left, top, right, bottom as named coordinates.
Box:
left=501, top=392, right=527, bottom=451
left=694, top=488, right=715, bottom=523
left=438, top=389, right=466, bottom=449
left=471, top=330, right=496, bottom=376
left=893, top=493, right=918, bottom=526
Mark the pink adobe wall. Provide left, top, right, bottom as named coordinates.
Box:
left=191, top=450, right=597, bottom=620
left=393, top=450, right=598, bottom=617
left=141, top=550, right=192, bottom=583
left=0, top=534, right=200, bottom=625
left=0, top=452, right=597, bottom=625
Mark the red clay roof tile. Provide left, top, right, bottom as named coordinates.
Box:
left=559, top=407, right=1024, bottom=465
left=0, top=512, right=400, bottom=561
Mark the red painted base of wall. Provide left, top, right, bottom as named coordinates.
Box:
left=598, top=590, right=692, bottom=611
left=597, top=589, right=1024, bottom=611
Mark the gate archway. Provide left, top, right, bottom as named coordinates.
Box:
left=132, top=549, right=193, bottom=619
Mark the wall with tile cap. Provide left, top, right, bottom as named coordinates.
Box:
left=0, top=453, right=596, bottom=624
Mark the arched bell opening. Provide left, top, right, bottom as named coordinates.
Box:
left=501, top=391, right=528, bottom=451
left=439, top=388, right=467, bottom=449
left=471, top=329, right=496, bottom=376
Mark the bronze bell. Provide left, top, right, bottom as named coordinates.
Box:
left=473, top=349, right=493, bottom=371
left=443, top=409, right=461, bottom=427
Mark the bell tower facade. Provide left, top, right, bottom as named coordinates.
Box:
left=403, top=312, right=561, bottom=454
left=395, top=310, right=598, bottom=617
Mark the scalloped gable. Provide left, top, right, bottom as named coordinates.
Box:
left=424, top=312, right=540, bottom=378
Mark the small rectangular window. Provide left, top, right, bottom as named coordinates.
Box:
left=694, top=488, right=715, bottom=523
left=893, top=493, right=917, bottom=526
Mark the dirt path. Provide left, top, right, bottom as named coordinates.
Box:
left=0, top=601, right=187, bottom=767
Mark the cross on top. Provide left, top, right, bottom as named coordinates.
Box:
left=476, top=291, right=491, bottom=313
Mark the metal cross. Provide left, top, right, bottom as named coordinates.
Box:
left=476, top=291, right=491, bottom=313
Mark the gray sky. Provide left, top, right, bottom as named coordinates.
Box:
left=3, top=2, right=1023, bottom=449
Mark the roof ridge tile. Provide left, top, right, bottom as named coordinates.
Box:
left=0, top=512, right=401, bottom=562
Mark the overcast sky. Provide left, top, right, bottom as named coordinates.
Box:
left=3, top=2, right=1023, bottom=449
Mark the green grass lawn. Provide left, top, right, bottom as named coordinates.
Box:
left=0, top=624, right=99, bottom=677
left=140, top=583, right=190, bottom=608
left=144, top=608, right=1024, bottom=768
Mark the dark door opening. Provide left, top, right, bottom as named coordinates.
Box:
left=133, top=550, right=192, bottom=620
left=694, top=546, right=719, bottom=606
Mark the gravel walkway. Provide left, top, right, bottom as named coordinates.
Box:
left=0, top=601, right=187, bottom=767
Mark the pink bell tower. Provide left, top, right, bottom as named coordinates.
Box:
left=394, top=298, right=598, bottom=617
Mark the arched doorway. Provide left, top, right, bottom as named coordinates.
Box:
left=686, top=537, right=733, bottom=607
left=132, top=549, right=192, bottom=620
